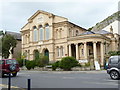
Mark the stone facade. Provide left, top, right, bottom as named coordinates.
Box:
left=21, top=10, right=120, bottom=66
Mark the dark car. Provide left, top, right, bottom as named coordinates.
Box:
left=0, top=59, right=20, bottom=77
left=107, top=56, right=120, bottom=80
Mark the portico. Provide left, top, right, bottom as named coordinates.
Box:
left=67, top=34, right=111, bottom=66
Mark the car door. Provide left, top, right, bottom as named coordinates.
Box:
left=118, top=57, right=120, bottom=72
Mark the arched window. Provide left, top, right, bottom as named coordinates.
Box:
left=39, top=25, right=44, bottom=40
left=45, top=24, right=49, bottom=40
left=33, top=26, right=38, bottom=42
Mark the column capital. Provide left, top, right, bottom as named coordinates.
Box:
left=75, top=43, right=78, bottom=45
left=83, top=42, right=87, bottom=44
left=101, top=41, right=104, bottom=44
left=68, top=44, right=71, bottom=46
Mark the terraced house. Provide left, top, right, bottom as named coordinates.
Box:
left=21, top=10, right=120, bottom=66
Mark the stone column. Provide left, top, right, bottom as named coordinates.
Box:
left=69, top=44, right=72, bottom=56
left=93, top=41, right=97, bottom=61
left=84, top=42, right=87, bottom=59
left=75, top=43, right=79, bottom=60
left=100, top=42, right=104, bottom=66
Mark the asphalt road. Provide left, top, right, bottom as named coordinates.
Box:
left=1, top=70, right=119, bottom=89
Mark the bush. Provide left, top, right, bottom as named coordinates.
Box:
left=52, top=61, right=60, bottom=71
left=26, top=60, right=36, bottom=70
left=59, top=57, right=79, bottom=71
left=36, top=55, right=49, bottom=67
left=108, top=51, right=120, bottom=56
left=85, top=62, right=90, bottom=67
left=16, top=58, right=24, bottom=67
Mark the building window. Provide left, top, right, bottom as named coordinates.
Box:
left=69, top=29, right=71, bottom=37
left=61, top=46, right=64, bottom=56
left=33, top=26, right=38, bottom=42
left=76, top=30, right=79, bottom=36
left=57, top=47, right=60, bottom=57
left=82, top=49, right=84, bottom=55
left=45, top=24, right=49, bottom=40
left=39, top=25, right=44, bottom=40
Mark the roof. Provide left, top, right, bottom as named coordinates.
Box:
left=5, top=31, right=21, bottom=40
left=80, top=31, right=95, bottom=35
left=93, top=30, right=112, bottom=34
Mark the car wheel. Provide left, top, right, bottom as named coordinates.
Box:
left=12, top=72, right=17, bottom=77
left=110, top=71, right=119, bottom=80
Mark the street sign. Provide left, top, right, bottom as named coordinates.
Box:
left=94, top=61, right=100, bottom=70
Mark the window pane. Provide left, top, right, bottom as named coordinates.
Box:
left=0, top=60, right=4, bottom=64
left=46, top=27, right=49, bottom=40
left=110, top=58, right=119, bottom=64
left=40, top=28, right=43, bottom=40
left=6, top=60, right=18, bottom=64
left=34, top=29, right=38, bottom=42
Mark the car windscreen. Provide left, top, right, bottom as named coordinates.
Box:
left=6, top=60, right=18, bottom=64
left=0, top=60, right=4, bottom=64
left=110, top=57, right=119, bottom=64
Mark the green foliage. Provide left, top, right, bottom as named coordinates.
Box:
left=85, top=62, right=90, bottom=67
left=108, top=51, right=120, bottom=56
left=26, top=60, right=36, bottom=70
left=34, top=50, right=40, bottom=61
left=52, top=61, right=60, bottom=71
left=35, top=53, right=49, bottom=67
left=17, top=58, right=24, bottom=67
left=59, top=57, right=79, bottom=71
left=2, top=34, right=17, bottom=58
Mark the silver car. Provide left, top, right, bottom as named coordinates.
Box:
left=107, top=56, right=120, bottom=80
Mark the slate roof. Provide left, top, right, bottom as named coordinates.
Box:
left=5, top=31, right=21, bottom=40
left=80, top=31, right=95, bottom=35
left=93, top=30, right=112, bottom=34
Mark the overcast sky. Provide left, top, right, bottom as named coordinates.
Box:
left=0, top=0, right=119, bottom=33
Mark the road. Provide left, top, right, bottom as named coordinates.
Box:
left=1, top=70, right=119, bottom=89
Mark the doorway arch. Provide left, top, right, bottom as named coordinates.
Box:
left=44, top=49, right=49, bottom=60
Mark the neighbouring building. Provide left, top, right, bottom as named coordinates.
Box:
left=21, top=10, right=120, bottom=66
left=1, top=31, right=21, bottom=59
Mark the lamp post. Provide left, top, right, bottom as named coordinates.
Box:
left=22, top=52, right=27, bottom=69
left=104, top=41, right=107, bottom=69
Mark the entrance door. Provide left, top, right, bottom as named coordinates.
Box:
left=44, top=49, right=49, bottom=58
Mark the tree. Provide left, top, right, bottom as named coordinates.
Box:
left=2, top=34, right=17, bottom=58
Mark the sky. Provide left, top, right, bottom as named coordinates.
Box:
left=0, top=0, right=119, bottom=33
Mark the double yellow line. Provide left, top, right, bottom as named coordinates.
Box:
left=0, top=84, right=25, bottom=90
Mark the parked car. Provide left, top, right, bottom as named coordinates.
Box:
left=0, top=59, right=20, bottom=77
left=107, top=56, right=120, bottom=80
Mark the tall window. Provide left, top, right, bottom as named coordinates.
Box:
left=39, top=25, right=44, bottom=40
left=76, top=30, right=79, bottom=36
left=33, top=26, right=38, bottom=42
left=57, top=47, right=60, bottom=57
left=61, top=46, right=64, bottom=56
left=45, top=24, right=49, bottom=40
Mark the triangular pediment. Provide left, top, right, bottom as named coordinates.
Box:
left=28, top=10, right=53, bottom=21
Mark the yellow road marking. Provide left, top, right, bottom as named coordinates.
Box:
left=0, top=84, right=25, bottom=90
